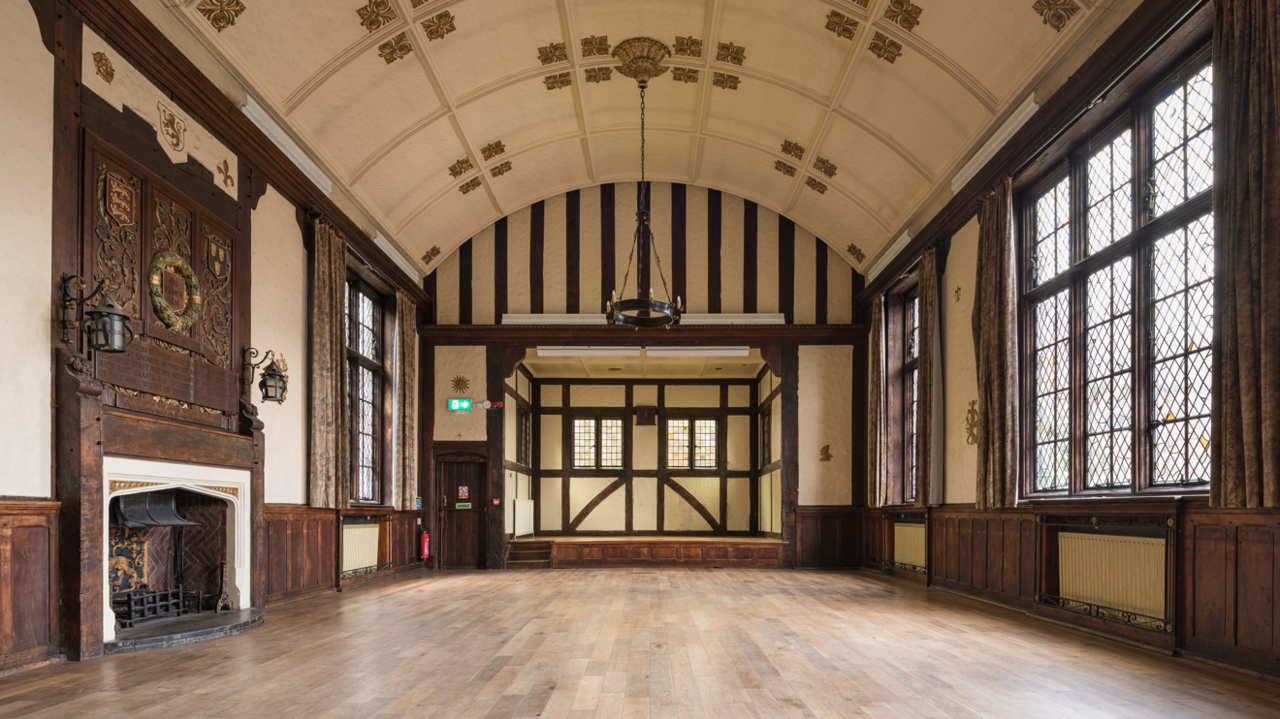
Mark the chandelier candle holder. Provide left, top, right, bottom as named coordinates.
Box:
left=606, top=38, right=682, bottom=329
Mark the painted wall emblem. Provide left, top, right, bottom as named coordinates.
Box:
left=158, top=102, right=186, bottom=152
left=451, top=375, right=471, bottom=394
left=109, top=528, right=148, bottom=594
left=206, top=236, right=230, bottom=280
left=966, top=400, right=980, bottom=445
left=216, top=160, right=235, bottom=188
left=819, top=444, right=833, bottom=462
left=93, top=52, right=115, bottom=84
left=105, top=175, right=137, bottom=227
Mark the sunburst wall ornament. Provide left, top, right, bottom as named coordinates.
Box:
left=606, top=38, right=682, bottom=329
left=451, top=375, right=471, bottom=394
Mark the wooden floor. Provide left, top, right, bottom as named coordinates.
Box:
left=2, top=569, right=1277, bottom=718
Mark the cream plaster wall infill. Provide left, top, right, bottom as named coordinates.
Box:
left=798, top=346, right=853, bottom=506
left=540, top=415, right=562, bottom=469
left=570, top=384, right=625, bottom=407
left=81, top=27, right=237, bottom=198
left=633, top=385, right=658, bottom=406
left=570, top=477, right=623, bottom=531
left=632, top=476, right=658, bottom=532
left=504, top=398, right=517, bottom=460
left=944, top=216, right=979, bottom=505
left=435, top=346, right=487, bottom=440
left=634, top=424, right=658, bottom=471
left=727, top=416, right=750, bottom=472
left=252, top=185, right=308, bottom=504
left=728, top=385, right=750, bottom=407
left=0, top=2, right=53, bottom=498
left=665, top=385, right=719, bottom=408
left=665, top=478, right=718, bottom=532
left=727, top=477, right=751, bottom=531
left=101, top=457, right=251, bottom=642
left=504, top=470, right=516, bottom=533
left=540, top=384, right=562, bottom=407
left=540, top=476, right=562, bottom=530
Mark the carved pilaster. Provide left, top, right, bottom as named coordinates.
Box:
left=54, top=349, right=105, bottom=659
left=239, top=400, right=266, bottom=609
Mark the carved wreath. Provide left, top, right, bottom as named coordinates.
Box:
left=148, top=251, right=202, bottom=331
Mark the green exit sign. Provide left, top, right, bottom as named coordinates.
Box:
left=448, top=398, right=472, bottom=411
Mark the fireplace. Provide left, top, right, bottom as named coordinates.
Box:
left=101, top=457, right=251, bottom=642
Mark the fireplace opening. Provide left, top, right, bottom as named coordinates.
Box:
left=108, top=489, right=231, bottom=628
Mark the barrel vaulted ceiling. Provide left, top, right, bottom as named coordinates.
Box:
left=166, top=0, right=1113, bottom=278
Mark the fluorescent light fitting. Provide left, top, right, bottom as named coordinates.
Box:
left=240, top=95, right=332, bottom=196
left=951, top=93, right=1038, bottom=194
left=644, top=346, right=750, bottom=358
left=537, top=346, right=641, bottom=357
left=866, top=230, right=914, bottom=282
left=680, top=314, right=786, bottom=325
left=503, top=314, right=608, bottom=325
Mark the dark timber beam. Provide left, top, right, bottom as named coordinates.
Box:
left=421, top=324, right=867, bottom=346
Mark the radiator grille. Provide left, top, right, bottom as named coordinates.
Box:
left=893, top=523, right=927, bottom=570
left=342, top=523, right=381, bottom=574
left=1059, top=533, right=1165, bottom=619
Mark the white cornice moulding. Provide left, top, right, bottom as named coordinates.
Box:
left=645, top=346, right=750, bottom=357
left=866, top=231, right=914, bottom=283
left=950, top=93, right=1039, bottom=194
left=680, top=314, right=785, bottom=325
left=537, top=346, right=642, bottom=357
left=239, top=96, right=332, bottom=196
left=370, top=232, right=421, bottom=281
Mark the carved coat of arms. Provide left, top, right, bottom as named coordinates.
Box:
left=206, top=237, right=229, bottom=280
left=105, top=174, right=136, bottom=227
left=158, top=101, right=186, bottom=152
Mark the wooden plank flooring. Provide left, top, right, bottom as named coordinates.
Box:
left=0, top=569, right=1277, bottom=718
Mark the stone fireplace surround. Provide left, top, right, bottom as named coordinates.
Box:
left=101, top=457, right=251, bottom=642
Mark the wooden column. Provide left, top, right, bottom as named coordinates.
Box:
left=486, top=346, right=506, bottom=569
left=239, top=401, right=266, bottom=609
left=780, top=345, right=799, bottom=567
left=54, top=351, right=105, bottom=660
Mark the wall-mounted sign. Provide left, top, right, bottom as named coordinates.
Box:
left=448, top=398, right=472, bottom=411
left=415, top=496, right=422, bottom=510
left=492, top=498, right=500, bottom=506
left=456, top=503, right=471, bottom=509
left=458, top=486, right=469, bottom=499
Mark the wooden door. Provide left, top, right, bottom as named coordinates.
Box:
left=439, top=459, right=486, bottom=569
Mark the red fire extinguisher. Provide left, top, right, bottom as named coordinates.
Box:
left=419, top=529, right=430, bottom=560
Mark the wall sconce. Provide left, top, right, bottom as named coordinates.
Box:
left=242, top=347, right=288, bottom=404
left=60, top=273, right=134, bottom=353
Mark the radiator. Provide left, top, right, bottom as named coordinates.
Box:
left=894, top=523, right=927, bottom=569
left=1059, top=533, right=1165, bottom=619
left=342, top=523, right=381, bottom=573
left=514, top=499, right=535, bottom=538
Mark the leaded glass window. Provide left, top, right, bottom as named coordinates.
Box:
left=345, top=279, right=385, bottom=504
left=694, top=419, right=718, bottom=468
left=903, top=295, right=920, bottom=499
left=601, top=419, right=624, bottom=468
left=667, top=419, right=691, bottom=468
left=1020, top=56, right=1214, bottom=497
left=573, top=418, right=596, bottom=468
left=574, top=417, right=624, bottom=469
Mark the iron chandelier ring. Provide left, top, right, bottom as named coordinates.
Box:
left=608, top=298, right=679, bottom=328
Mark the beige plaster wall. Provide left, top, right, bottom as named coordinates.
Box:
left=634, top=424, right=658, bottom=471
left=251, top=185, right=309, bottom=504
left=666, top=385, right=719, bottom=408
left=540, top=415, right=562, bottom=469
left=727, top=478, right=751, bottom=531
left=943, top=217, right=980, bottom=505
left=727, top=416, right=750, bottom=472
left=664, top=477, right=719, bottom=532
left=541, top=384, right=561, bottom=407
left=633, top=476, right=658, bottom=531
left=434, top=346, right=486, bottom=440
left=798, top=346, right=854, bottom=506
left=540, top=476, right=561, bottom=530
left=570, top=477, right=623, bottom=531
left=0, top=4, right=53, bottom=498
left=729, top=386, right=750, bottom=407
left=503, top=398, right=517, bottom=463
left=570, top=385, right=625, bottom=407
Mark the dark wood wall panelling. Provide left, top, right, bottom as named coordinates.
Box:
left=428, top=182, right=861, bottom=325
left=795, top=506, right=860, bottom=568
left=0, top=502, right=60, bottom=676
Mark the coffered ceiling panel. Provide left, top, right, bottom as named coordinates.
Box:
left=703, top=81, right=827, bottom=154
left=454, top=77, right=581, bottom=157
left=163, top=0, right=1128, bottom=278
left=290, top=45, right=443, bottom=174
left=697, top=137, right=794, bottom=210
left=593, top=131, right=696, bottom=184
left=486, top=138, right=592, bottom=210
left=819, top=117, right=931, bottom=227
left=353, top=117, right=470, bottom=229
left=427, top=0, right=566, bottom=98
left=719, top=0, right=858, bottom=97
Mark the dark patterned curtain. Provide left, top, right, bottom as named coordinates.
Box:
left=309, top=219, right=348, bottom=509
left=916, top=247, right=944, bottom=506
left=395, top=291, right=419, bottom=510
left=971, top=178, right=1019, bottom=509
left=868, top=296, right=885, bottom=507
left=1213, top=0, right=1280, bottom=508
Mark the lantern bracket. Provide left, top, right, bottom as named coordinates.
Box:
left=59, top=273, right=104, bottom=346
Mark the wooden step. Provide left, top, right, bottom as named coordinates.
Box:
left=508, top=550, right=552, bottom=561
left=506, top=559, right=551, bottom=569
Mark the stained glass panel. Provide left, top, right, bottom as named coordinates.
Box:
left=1085, top=258, right=1134, bottom=488
left=667, top=419, right=690, bottom=468
left=693, top=419, right=717, bottom=468
left=1033, top=177, right=1071, bottom=285
left=1034, top=290, right=1071, bottom=490
left=573, top=419, right=596, bottom=468
left=355, top=365, right=376, bottom=501
left=1152, top=66, right=1213, bottom=217
left=1150, top=214, right=1214, bottom=485
left=1087, top=131, right=1133, bottom=254
left=601, top=419, right=623, bottom=468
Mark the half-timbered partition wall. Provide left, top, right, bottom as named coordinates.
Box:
left=503, top=369, right=534, bottom=536
left=427, top=183, right=858, bottom=324
left=533, top=377, right=759, bottom=536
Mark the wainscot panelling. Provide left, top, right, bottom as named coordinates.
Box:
left=1181, top=505, right=1280, bottom=676
left=264, top=505, right=336, bottom=604
left=0, top=501, right=60, bottom=676
left=551, top=539, right=783, bottom=569
left=929, top=506, right=1036, bottom=607
left=795, top=506, right=860, bottom=568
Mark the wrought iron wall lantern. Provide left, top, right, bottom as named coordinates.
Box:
left=242, top=347, right=288, bottom=404
left=60, top=273, right=134, bottom=353
left=605, top=37, right=683, bottom=329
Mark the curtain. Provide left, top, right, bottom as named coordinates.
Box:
left=868, top=296, right=885, bottom=507
left=916, top=247, right=944, bottom=506
left=309, top=219, right=348, bottom=509
left=1213, top=0, right=1280, bottom=508
left=395, top=291, right=419, bottom=510
left=971, top=178, right=1018, bottom=509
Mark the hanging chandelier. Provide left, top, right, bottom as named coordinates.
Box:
left=606, top=38, right=682, bottom=329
